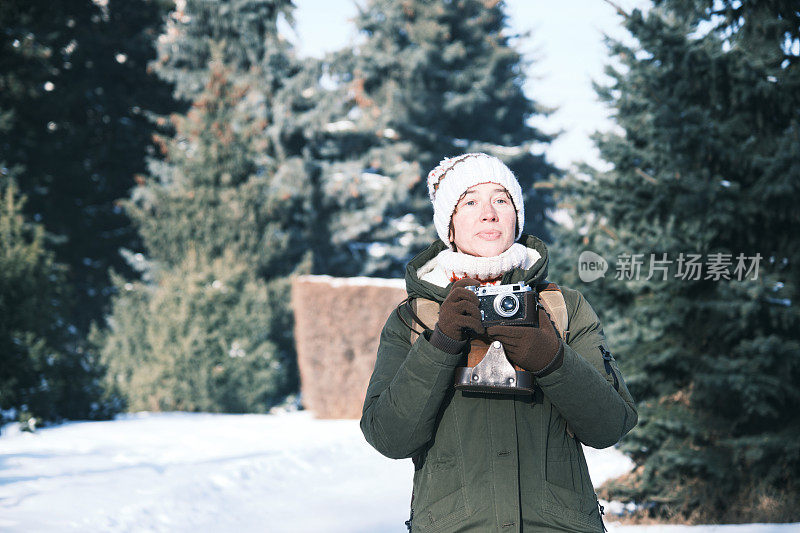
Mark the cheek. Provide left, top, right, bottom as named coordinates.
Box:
left=451, top=211, right=472, bottom=236
left=501, top=209, right=517, bottom=232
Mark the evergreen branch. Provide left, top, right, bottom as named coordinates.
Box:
left=603, top=0, right=631, bottom=20
left=598, top=223, right=619, bottom=241
left=635, top=167, right=659, bottom=184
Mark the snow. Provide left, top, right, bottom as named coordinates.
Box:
left=1, top=412, right=798, bottom=533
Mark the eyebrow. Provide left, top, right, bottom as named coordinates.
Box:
left=461, top=187, right=510, bottom=197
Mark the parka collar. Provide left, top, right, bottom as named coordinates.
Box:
left=404, top=234, right=550, bottom=302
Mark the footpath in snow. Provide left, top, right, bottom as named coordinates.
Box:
left=1, top=411, right=798, bottom=533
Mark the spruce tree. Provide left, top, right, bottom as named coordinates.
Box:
left=551, top=0, right=800, bottom=521
left=0, top=177, right=107, bottom=426
left=309, top=0, right=557, bottom=276
left=0, top=0, right=175, bottom=337
left=98, top=0, right=307, bottom=412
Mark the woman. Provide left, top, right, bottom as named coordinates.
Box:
left=361, top=153, right=637, bottom=532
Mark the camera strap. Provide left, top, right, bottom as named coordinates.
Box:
left=401, top=297, right=441, bottom=345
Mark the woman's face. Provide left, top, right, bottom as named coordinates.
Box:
left=450, top=182, right=516, bottom=257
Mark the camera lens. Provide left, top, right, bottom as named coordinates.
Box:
left=493, top=293, right=519, bottom=318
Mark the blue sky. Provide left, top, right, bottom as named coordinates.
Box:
left=287, top=0, right=650, bottom=171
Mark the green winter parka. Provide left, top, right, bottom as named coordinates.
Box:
left=361, top=235, right=638, bottom=533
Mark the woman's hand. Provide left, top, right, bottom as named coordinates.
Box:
left=486, top=306, right=564, bottom=376
left=429, top=278, right=483, bottom=353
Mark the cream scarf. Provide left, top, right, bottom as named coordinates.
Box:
left=418, top=243, right=541, bottom=287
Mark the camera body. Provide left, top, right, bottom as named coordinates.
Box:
left=466, top=282, right=538, bottom=327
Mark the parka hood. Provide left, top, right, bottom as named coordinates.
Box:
left=404, top=234, right=550, bottom=302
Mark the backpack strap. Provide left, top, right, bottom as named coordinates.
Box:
left=407, top=298, right=441, bottom=345
left=536, top=281, right=577, bottom=438
left=536, top=281, right=569, bottom=344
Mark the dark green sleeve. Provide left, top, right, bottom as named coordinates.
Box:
left=360, top=307, right=463, bottom=459
left=535, top=288, right=638, bottom=449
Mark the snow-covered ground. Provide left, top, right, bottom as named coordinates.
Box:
left=0, top=411, right=797, bottom=533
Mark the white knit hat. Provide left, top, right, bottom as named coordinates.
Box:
left=427, top=153, right=524, bottom=245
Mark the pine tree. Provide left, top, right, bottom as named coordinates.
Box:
left=98, top=0, right=307, bottom=412
left=0, top=0, right=175, bottom=337
left=0, top=176, right=108, bottom=426
left=99, top=248, right=295, bottom=413
left=152, top=0, right=294, bottom=101
left=308, top=0, right=557, bottom=276
left=149, top=0, right=312, bottom=271
left=551, top=0, right=800, bottom=521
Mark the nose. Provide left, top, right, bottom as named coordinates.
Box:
left=480, top=201, right=498, bottom=222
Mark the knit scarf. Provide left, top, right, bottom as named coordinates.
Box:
left=419, top=243, right=540, bottom=287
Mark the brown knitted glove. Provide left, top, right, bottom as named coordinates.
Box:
left=429, top=278, right=483, bottom=353
left=486, top=306, right=564, bottom=376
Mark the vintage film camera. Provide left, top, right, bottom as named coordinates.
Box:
left=465, top=282, right=538, bottom=327
left=455, top=283, right=539, bottom=394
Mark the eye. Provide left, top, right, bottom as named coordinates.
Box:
left=463, top=199, right=477, bottom=207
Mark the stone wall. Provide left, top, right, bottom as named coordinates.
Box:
left=291, top=276, right=406, bottom=419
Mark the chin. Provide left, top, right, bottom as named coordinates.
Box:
left=472, top=243, right=509, bottom=258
